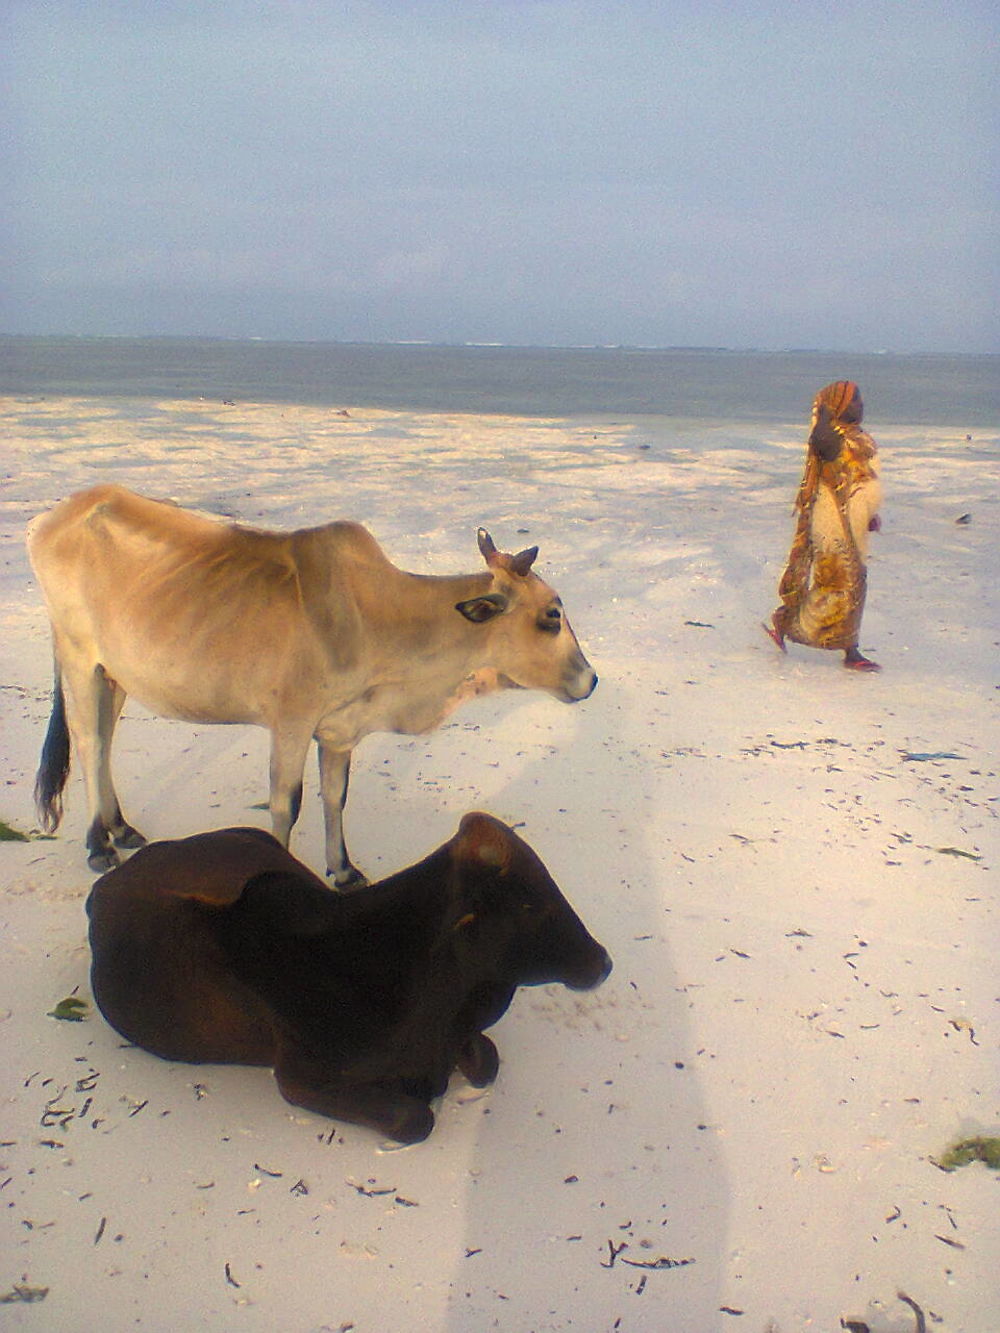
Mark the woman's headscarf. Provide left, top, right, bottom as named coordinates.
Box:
left=813, top=380, right=862, bottom=426
left=793, top=380, right=875, bottom=519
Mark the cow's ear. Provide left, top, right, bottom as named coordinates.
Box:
left=455, top=592, right=508, bottom=624
left=509, top=546, right=538, bottom=577
left=454, top=812, right=513, bottom=874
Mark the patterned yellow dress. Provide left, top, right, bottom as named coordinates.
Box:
left=768, top=381, right=882, bottom=670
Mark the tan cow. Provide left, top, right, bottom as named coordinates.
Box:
left=27, top=485, right=596, bottom=881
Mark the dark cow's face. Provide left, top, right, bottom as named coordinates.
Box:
left=454, top=531, right=598, bottom=703
left=447, top=812, right=611, bottom=991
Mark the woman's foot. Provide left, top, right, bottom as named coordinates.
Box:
left=844, top=647, right=881, bottom=672
left=762, top=615, right=786, bottom=652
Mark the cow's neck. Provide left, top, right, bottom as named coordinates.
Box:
left=346, top=569, right=507, bottom=734
left=336, top=848, right=507, bottom=1008
left=335, top=846, right=454, bottom=927
left=341, top=849, right=513, bottom=1070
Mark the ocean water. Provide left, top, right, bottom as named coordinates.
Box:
left=1, top=335, right=996, bottom=428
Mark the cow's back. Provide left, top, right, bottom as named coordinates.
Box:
left=29, top=485, right=385, bottom=686
left=28, top=485, right=239, bottom=647
left=28, top=483, right=211, bottom=572
left=28, top=487, right=376, bottom=722
left=86, top=827, right=321, bottom=1064
left=29, top=483, right=284, bottom=592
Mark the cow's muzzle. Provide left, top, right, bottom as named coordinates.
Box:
left=561, top=664, right=598, bottom=702
left=564, top=945, right=613, bottom=991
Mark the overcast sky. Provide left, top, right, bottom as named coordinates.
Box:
left=5, top=0, right=997, bottom=352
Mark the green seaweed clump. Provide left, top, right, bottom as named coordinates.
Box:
left=0, top=819, right=55, bottom=842
left=48, top=996, right=89, bottom=1022
left=936, top=1135, right=1000, bottom=1171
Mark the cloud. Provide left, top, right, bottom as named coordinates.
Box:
left=5, top=0, right=998, bottom=349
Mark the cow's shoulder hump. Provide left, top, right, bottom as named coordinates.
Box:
left=294, top=519, right=389, bottom=568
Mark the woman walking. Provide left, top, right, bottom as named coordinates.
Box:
left=766, top=380, right=882, bottom=671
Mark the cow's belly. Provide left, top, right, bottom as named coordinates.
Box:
left=93, top=639, right=269, bottom=725
left=126, top=678, right=263, bottom=726
left=74, top=612, right=313, bottom=729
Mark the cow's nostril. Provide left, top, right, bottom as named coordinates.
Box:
left=570, top=668, right=597, bottom=701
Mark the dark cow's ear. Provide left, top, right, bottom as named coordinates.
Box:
left=456, top=592, right=508, bottom=624
left=454, top=812, right=513, bottom=874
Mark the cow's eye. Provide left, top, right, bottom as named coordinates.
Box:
left=538, top=606, right=562, bottom=634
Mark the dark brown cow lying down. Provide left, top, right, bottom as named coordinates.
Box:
left=86, top=814, right=611, bottom=1143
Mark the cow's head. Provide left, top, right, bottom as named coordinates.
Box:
left=454, top=530, right=597, bottom=703
left=446, top=812, right=611, bottom=994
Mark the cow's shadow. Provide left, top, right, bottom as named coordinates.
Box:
left=332, top=678, right=731, bottom=1330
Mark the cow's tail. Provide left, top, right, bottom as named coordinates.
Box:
left=34, top=662, right=71, bottom=834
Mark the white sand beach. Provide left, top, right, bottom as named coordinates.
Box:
left=1, top=395, right=997, bottom=1332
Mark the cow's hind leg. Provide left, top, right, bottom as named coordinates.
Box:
left=103, top=678, right=146, bottom=851
left=317, top=742, right=366, bottom=887
left=62, top=660, right=144, bottom=872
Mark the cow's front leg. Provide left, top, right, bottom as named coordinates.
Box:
left=317, top=741, right=366, bottom=887
left=267, top=728, right=312, bottom=851
left=274, top=1064, right=434, bottom=1144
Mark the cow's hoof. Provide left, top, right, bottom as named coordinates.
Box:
left=330, top=865, right=368, bottom=891
left=113, top=825, right=147, bottom=850
left=383, top=1100, right=435, bottom=1145
left=458, top=1033, right=499, bottom=1087
left=87, top=847, right=121, bottom=875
